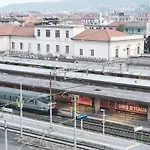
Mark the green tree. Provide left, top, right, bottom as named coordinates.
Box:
left=116, top=24, right=125, bottom=32
left=144, top=36, right=150, bottom=53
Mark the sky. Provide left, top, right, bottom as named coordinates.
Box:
left=0, top=0, right=58, bottom=7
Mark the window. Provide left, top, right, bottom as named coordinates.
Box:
left=137, top=47, right=140, bottom=54
left=127, top=48, right=129, bottom=56
left=115, top=49, right=118, bottom=57
left=80, top=49, right=83, bottom=55
left=46, top=44, right=50, bottom=52
left=55, top=30, right=60, bottom=38
left=28, top=99, right=34, bottom=104
left=138, top=29, right=141, bottom=32
left=91, top=49, right=94, bottom=56
left=65, top=46, right=69, bottom=54
left=20, top=43, right=23, bottom=50
left=66, top=30, right=69, bottom=38
left=37, top=44, right=41, bottom=52
left=12, top=42, right=15, bottom=49
left=46, top=30, right=50, bottom=37
left=37, top=29, right=40, bottom=37
left=28, top=43, right=31, bottom=51
left=56, top=45, right=59, bottom=52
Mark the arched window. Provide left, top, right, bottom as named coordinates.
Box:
left=127, top=48, right=129, bottom=56
left=115, top=49, right=119, bottom=57
left=137, top=47, right=140, bottom=54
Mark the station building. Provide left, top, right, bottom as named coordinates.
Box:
left=55, top=93, right=149, bottom=121
left=72, top=29, right=144, bottom=59
left=0, top=23, right=144, bottom=60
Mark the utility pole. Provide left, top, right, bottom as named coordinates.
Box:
left=101, top=109, right=106, bottom=136
left=74, top=95, right=77, bottom=150
left=4, top=120, right=8, bottom=150
left=49, top=72, right=52, bottom=129
left=54, top=65, right=56, bottom=83
left=20, top=83, right=23, bottom=139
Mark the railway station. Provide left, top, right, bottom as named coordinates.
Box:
left=0, top=4, right=150, bottom=149
left=0, top=56, right=150, bottom=122
left=0, top=73, right=150, bottom=121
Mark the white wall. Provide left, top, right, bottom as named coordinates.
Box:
left=146, top=22, right=150, bottom=37
left=3, top=36, right=10, bottom=51
left=73, top=27, right=85, bottom=36
left=10, top=34, right=74, bottom=56
left=0, top=37, right=4, bottom=51
left=11, top=36, right=36, bottom=53
left=73, top=40, right=109, bottom=59
left=33, top=25, right=85, bottom=57
left=73, top=35, right=144, bottom=59
left=0, top=36, right=10, bottom=51
left=34, top=25, right=85, bottom=41
left=34, top=39, right=74, bottom=56
left=0, top=25, right=144, bottom=60
left=110, top=36, right=144, bottom=58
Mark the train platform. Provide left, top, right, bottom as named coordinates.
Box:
left=58, top=106, right=150, bottom=132
left=1, top=56, right=150, bottom=79
left=89, top=113, right=150, bottom=132
left=1, top=112, right=150, bottom=150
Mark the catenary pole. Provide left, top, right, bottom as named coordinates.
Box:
left=20, top=83, right=23, bottom=139
left=50, top=72, right=52, bottom=129
left=4, top=120, right=8, bottom=150
left=74, top=95, right=77, bottom=150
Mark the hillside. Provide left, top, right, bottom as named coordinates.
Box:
left=0, top=0, right=144, bottom=12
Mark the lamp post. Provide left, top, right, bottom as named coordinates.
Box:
left=74, top=95, right=77, bottom=150
left=54, top=65, right=56, bottom=83
left=49, top=72, right=52, bottom=129
left=4, top=120, right=8, bottom=150
left=20, top=83, right=23, bottom=139
left=101, top=109, right=106, bottom=136
left=134, top=126, right=143, bottom=144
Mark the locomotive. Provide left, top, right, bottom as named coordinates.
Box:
left=0, top=87, right=58, bottom=115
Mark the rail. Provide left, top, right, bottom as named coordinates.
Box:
left=1, top=107, right=13, bottom=120
left=0, top=121, right=111, bottom=150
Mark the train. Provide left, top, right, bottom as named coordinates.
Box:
left=0, top=86, right=58, bottom=115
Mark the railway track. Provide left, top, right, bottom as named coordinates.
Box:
left=0, top=117, right=114, bottom=150
left=12, top=110, right=150, bottom=145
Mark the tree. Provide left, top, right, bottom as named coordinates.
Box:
left=116, top=24, right=125, bottom=32
left=144, top=36, right=150, bottom=53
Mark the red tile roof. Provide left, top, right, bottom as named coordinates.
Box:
left=24, top=22, right=35, bottom=27
left=107, top=21, right=122, bottom=27
left=0, top=24, right=34, bottom=37
left=0, top=24, right=17, bottom=36
left=11, top=26, right=34, bottom=37
left=72, top=29, right=129, bottom=42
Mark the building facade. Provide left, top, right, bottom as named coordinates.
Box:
left=32, top=24, right=85, bottom=56
left=0, top=24, right=144, bottom=60
left=72, top=29, right=144, bottom=60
